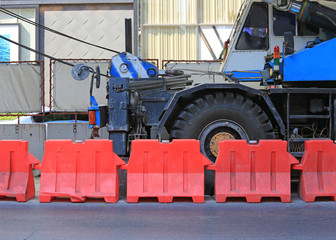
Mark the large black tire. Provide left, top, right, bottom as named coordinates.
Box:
left=170, top=92, right=275, bottom=194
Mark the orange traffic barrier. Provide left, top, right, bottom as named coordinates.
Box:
left=0, top=141, right=39, bottom=202
left=293, top=140, right=336, bottom=202
left=121, top=140, right=212, bottom=203
left=35, top=140, right=125, bottom=203
left=207, top=140, right=298, bottom=203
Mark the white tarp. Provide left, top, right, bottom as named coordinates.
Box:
left=53, top=61, right=110, bottom=111
left=0, top=63, right=42, bottom=112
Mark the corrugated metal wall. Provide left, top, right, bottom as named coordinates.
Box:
left=143, top=27, right=197, bottom=61
left=143, top=0, right=197, bottom=24
left=198, top=0, right=245, bottom=24
left=141, top=0, right=245, bottom=62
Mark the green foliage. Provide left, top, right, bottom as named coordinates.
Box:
left=0, top=116, right=17, bottom=120
left=0, top=113, right=26, bottom=120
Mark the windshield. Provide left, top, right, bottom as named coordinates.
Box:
left=219, top=0, right=248, bottom=65
left=219, top=0, right=249, bottom=62
left=227, top=0, right=249, bottom=48
left=236, top=2, right=269, bottom=50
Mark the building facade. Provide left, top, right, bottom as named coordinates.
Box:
left=0, top=0, right=136, bottom=112
left=140, top=0, right=245, bottom=62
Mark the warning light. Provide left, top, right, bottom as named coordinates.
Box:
left=273, top=46, right=280, bottom=72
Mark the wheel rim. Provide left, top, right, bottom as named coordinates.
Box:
left=199, top=120, right=248, bottom=162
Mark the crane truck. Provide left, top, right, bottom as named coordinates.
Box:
left=72, top=0, right=336, bottom=191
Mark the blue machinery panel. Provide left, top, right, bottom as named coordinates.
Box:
left=110, top=52, right=158, bottom=78
left=284, top=38, right=336, bottom=82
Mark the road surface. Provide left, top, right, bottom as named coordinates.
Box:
left=0, top=195, right=335, bottom=240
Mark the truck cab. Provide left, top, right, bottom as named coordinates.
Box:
left=220, top=0, right=321, bottom=82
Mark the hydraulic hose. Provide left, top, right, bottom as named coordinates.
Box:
left=298, top=0, right=336, bottom=33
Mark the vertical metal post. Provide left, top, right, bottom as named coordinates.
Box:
left=125, top=18, right=133, bottom=54
left=133, top=0, right=139, bottom=56
left=196, top=0, right=200, bottom=59
left=35, top=5, right=40, bottom=62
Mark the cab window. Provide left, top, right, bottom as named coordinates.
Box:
left=236, top=2, right=269, bottom=50
left=273, top=8, right=319, bottom=36
left=273, top=9, right=296, bottom=36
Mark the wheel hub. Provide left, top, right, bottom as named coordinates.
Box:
left=199, top=120, right=248, bottom=162
left=209, top=132, right=235, bottom=157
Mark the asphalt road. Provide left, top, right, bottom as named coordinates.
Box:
left=1, top=196, right=336, bottom=240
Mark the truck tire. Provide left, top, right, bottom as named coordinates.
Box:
left=170, top=92, right=275, bottom=194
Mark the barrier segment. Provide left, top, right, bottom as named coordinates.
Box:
left=0, top=140, right=39, bottom=202
left=293, top=140, right=336, bottom=202
left=207, top=140, right=298, bottom=203
left=36, top=140, right=125, bottom=203
left=121, top=140, right=212, bottom=203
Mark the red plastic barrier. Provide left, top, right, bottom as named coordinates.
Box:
left=35, top=140, right=125, bottom=203
left=0, top=141, right=39, bottom=202
left=293, top=140, right=336, bottom=202
left=121, top=140, right=212, bottom=203
left=207, top=140, right=298, bottom=203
